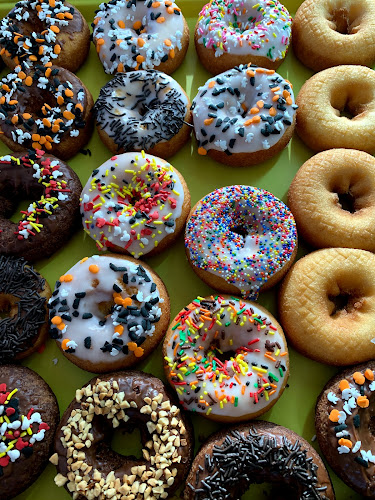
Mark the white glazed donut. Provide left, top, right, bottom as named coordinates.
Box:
left=81, top=152, right=191, bottom=258
left=49, top=254, right=170, bottom=372
left=195, top=0, right=292, bottom=74
left=92, top=0, right=189, bottom=75
left=163, top=295, right=289, bottom=422
left=191, top=64, right=297, bottom=166
left=93, top=70, right=192, bottom=158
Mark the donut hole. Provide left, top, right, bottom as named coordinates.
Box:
left=224, top=10, right=256, bottom=34
left=328, top=291, right=364, bottom=317
left=0, top=294, right=19, bottom=319
left=336, top=192, right=356, bottom=213
left=327, top=4, right=362, bottom=35
left=330, top=173, right=373, bottom=212
left=9, top=198, right=40, bottom=223
left=243, top=482, right=302, bottom=499
left=330, top=84, right=373, bottom=120
left=97, top=299, right=115, bottom=318
left=111, top=426, right=142, bottom=459
left=211, top=349, right=237, bottom=363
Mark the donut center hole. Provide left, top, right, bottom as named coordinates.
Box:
left=328, top=7, right=361, bottom=34
left=337, top=191, right=356, bottom=213
left=231, top=225, right=249, bottom=238
left=211, top=349, right=237, bottom=363
left=339, top=103, right=355, bottom=119
left=9, top=199, right=39, bottom=223
left=97, top=299, right=115, bottom=318
left=110, top=426, right=142, bottom=460
left=0, top=294, right=19, bottom=319
left=328, top=292, right=363, bottom=316
left=243, top=482, right=301, bottom=499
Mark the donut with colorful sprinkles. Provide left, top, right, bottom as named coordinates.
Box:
left=49, top=254, right=170, bottom=373
left=195, top=0, right=292, bottom=75
left=0, top=365, right=59, bottom=500
left=0, top=0, right=90, bottom=72
left=185, top=185, right=298, bottom=299
left=163, top=295, right=289, bottom=422
left=92, top=0, right=190, bottom=75
left=191, top=64, right=297, bottom=166
left=0, top=150, right=82, bottom=262
left=81, top=152, right=191, bottom=258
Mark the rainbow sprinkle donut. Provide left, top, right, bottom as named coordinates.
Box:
left=195, top=0, right=292, bottom=74
left=185, top=185, right=297, bottom=299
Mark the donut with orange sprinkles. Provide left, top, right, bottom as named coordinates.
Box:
left=0, top=62, right=93, bottom=160
left=0, top=0, right=90, bottom=73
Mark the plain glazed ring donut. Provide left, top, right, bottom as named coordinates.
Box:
left=52, top=371, right=193, bottom=500
left=296, top=65, right=375, bottom=154
left=288, top=149, right=375, bottom=251
left=195, top=0, right=292, bottom=75
left=184, top=421, right=335, bottom=499
left=192, top=64, right=297, bottom=166
left=185, top=185, right=298, bottom=300
left=293, top=0, right=375, bottom=71
left=163, top=295, right=289, bottom=422
left=279, top=248, right=375, bottom=366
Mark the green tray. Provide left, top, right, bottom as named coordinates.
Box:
left=0, top=0, right=362, bottom=499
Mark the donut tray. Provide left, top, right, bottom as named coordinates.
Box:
left=0, top=1, right=361, bottom=499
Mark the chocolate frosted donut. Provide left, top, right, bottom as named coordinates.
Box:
left=0, top=364, right=59, bottom=500
left=184, top=421, right=335, bottom=499
left=0, top=150, right=82, bottom=261
left=52, top=371, right=193, bottom=499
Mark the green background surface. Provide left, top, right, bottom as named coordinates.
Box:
left=0, top=0, right=363, bottom=498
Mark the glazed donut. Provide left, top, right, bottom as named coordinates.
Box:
left=316, top=361, right=375, bottom=497
left=0, top=0, right=90, bottom=72
left=92, top=0, right=189, bottom=75
left=49, top=254, right=170, bottom=373
left=0, top=255, right=51, bottom=364
left=81, top=152, right=191, bottom=258
left=296, top=65, right=375, bottom=154
left=0, top=63, right=93, bottom=161
left=163, top=295, right=289, bottom=422
left=93, top=70, right=192, bottom=158
left=0, top=365, right=59, bottom=500
left=195, top=0, right=292, bottom=75
left=185, top=185, right=298, bottom=299
left=0, top=150, right=82, bottom=261
left=184, top=421, right=335, bottom=500
left=293, top=0, right=375, bottom=72
left=192, top=64, right=297, bottom=166
left=52, top=371, right=193, bottom=499
left=288, top=149, right=375, bottom=251
left=279, top=248, right=375, bottom=366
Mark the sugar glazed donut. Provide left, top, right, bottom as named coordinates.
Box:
left=52, top=371, right=193, bottom=499
left=288, top=149, right=375, bottom=251
left=192, top=64, right=297, bottom=166
left=296, top=65, right=375, bottom=154
left=316, top=361, right=375, bottom=497
left=184, top=421, right=335, bottom=499
left=195, top=0, right=292, bottom=75
left=185, top=186, right=297, bottom=299
left=163, top=295, right=289, bottom=422
left=0, top=365, right=59, bottom=500
left=0, top=63, right=93, bottom=161
left=49, top=254, right=170, bottom=373
left=92, top=0, right=189, bottom=75
left=293, top=0, right=375, bottom=71
left=94, top=70, right=192, bottom=158
left=279, top=248, right=375, bottom=366
left=81, top=152, right=190, bottom=258
left=0, top=150, right=82, bottom=262
left=0, top=0, right=90, bottom=72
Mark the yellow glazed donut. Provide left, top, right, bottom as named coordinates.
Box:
left=279, top=248, right=375, bottom=366
left=296, top=65, right=375, bottom=154
left=288, top=149, right=375, bottom=251
left=293, top=0, right=375, bottom=71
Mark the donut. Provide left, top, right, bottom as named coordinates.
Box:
left=48, top=254, right=170, bottom=373
left=51, top=370, right=193, bottom=499
left=163, top=294, right=289, bottom=422
left=296, top=65, right=375, bottom=155
left=288, top=149, right=375, bottom=251
left=195, top=0, right=292, bottom=75
left=0, top=0, right=90, bottom=72
left=185, top=185, right=298, bottom=299
left=92, top=0, right=189, bottom=75
left=0, top=62, right=94, bottom=161
left=81, top=152, right=191, bottom=258
left=0, top=150, right=82, bottom=261
left=293, top=0, right=375, bottom=72
left=191, top=64, right=297, bottom=166
left=0, top=255, right=51, bottom=363
left=316, top=361, right=375, bottom=497
left=184, top=421, right=335, bottom=499
left=0, top=364, right=59, bottom=500
left=279, top=248, right=375, bottom=366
